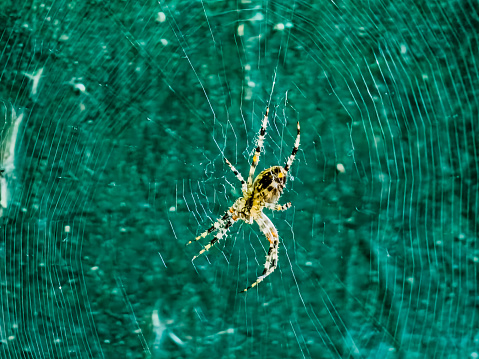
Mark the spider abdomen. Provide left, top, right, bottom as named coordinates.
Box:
left=252, top=166, right=287, bottom=204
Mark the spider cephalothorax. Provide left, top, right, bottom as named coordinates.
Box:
left=186, top=108, right=300, bottom=292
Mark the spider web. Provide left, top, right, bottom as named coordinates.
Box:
left=0, top=0, right=478, bottom=358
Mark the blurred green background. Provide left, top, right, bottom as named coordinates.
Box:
left=0, top=0, right=477, bottom=358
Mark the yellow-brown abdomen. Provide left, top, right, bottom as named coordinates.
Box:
left=252, top=166, right=287, bottom=204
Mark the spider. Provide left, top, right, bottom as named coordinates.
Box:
left=186, top=107, right=300, bottom=293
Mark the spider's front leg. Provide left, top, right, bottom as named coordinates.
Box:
left=186, top=212, right=226, bottom=246
left=240, top=212, right=279, bottom=293
left=187, top=207, right=238, bottom=261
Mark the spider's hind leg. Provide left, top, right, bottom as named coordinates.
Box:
left=284, top=121, right=300, bottom=172
left=224, top=157, right=247, bottom=194
left=247, top=107, right=270, bottom=186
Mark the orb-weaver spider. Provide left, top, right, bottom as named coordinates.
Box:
left=187, top=108, right=300, bottom=293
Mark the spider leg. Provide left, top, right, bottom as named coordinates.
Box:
left=188, top=206, right=238, bottom=260
left=284, top=121, right=300, bottom=172
left=186, top=209, right=233, bottom=246
left=247, top=107, right=269, bottom=187
left=240, top=212, right=279, bottom=293
left=224, top=158, right=247, bottom=194
left=192, top=215, right=236, bottom=261
left=265, top=202, right=291, bottom=211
